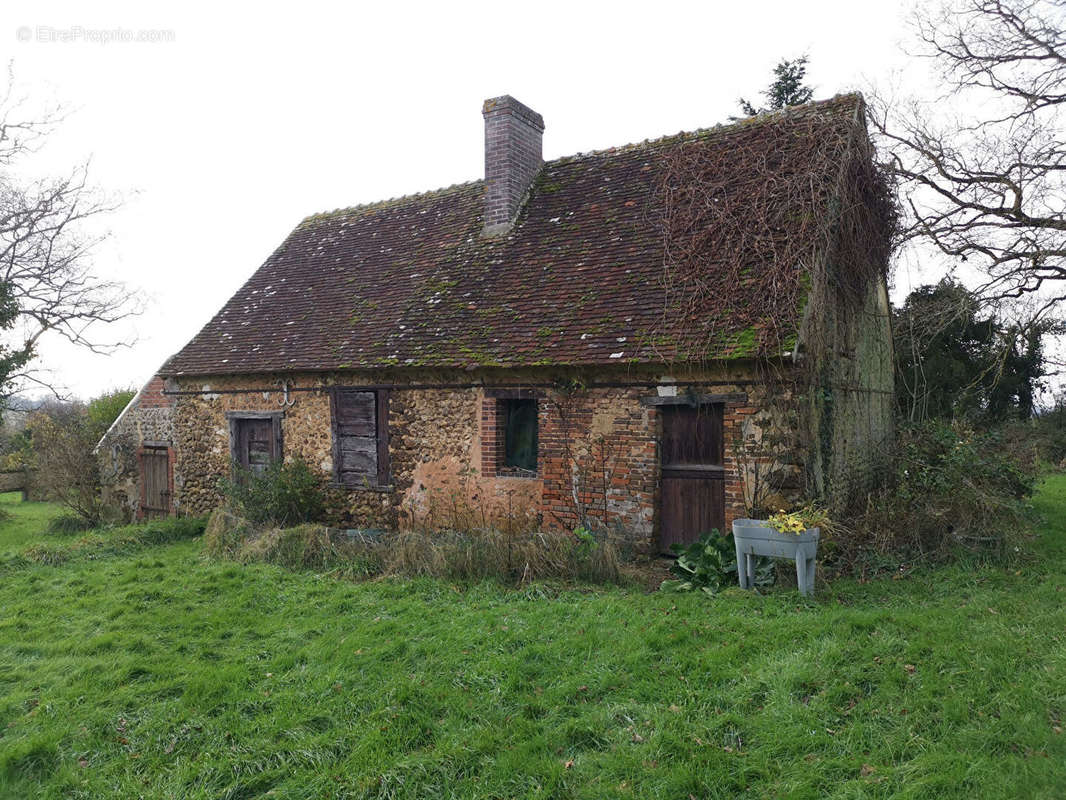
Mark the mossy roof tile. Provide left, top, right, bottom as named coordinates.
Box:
left=162, top=94, right=862, bottom=376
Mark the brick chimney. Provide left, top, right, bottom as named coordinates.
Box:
left=482, top=95, right=544, bottom=235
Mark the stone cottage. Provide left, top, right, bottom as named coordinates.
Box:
left=100, top=93, right=895, bottom=552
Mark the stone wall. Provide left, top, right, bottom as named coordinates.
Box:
left=393, top=388, right=544, bottom=531
left=163, top=364, right=802, bottom=550
left=97, top=376, right=176, bottom=520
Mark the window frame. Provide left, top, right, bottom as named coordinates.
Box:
left=501, top=397, right=539, bottom=474
left=329, top=388, right=390, bottom=490
left=226, top=411, right=283, bottom=475
left=484, top=388, right=540, bottom=478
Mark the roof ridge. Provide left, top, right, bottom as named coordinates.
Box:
left=299, top=180, right=483, bottom=227
left=547, top=92, right=864, bottom=166
left=298, top=93, right=863, bottom=227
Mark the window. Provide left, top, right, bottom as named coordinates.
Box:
left=331, top=389, right=389, bottom=488
left=228, top=412, right=282, bottom=474
left=481, top=390, right=540, bottom=478
left=502, top=398, right=538, bottom=473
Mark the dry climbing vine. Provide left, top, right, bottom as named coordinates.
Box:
left=649, top=99, right=899, bottom=508
left=650, top=100, right=896, bottom=365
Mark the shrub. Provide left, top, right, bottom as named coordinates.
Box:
left=998, top=413, right=1066, bottom=472
left=26, top=407, right=105, bottom=525
left=835, top=421, right=1036, bottom=573
left=46, top=514, right=96, bottom=535
left=86, top=388, right=136, bottom=439
left=218, top=457, right=326, bottom=526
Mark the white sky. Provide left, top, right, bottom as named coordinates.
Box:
left=3, top=0, right=922, bottom=400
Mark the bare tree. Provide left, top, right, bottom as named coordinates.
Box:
left=0, top=68, right=138, bottom=398
left=868, top=1, right=1065, bottom=307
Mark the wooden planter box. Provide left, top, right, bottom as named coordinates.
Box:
left=732, top=519, right=820, bottom=597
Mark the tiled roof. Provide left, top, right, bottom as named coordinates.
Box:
left=162, top=94, right=864, bottom=376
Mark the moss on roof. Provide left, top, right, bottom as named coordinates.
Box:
left=162, top=94, right=865, bottom=376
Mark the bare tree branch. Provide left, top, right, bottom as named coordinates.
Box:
left=870, top=0, right=1066, bottom=302
left=0, top=68, right=141, bottom=398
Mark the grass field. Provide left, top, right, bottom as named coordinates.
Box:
left=1, top=481, right=1064, bottom=799
left=0, top=492, right=63, bottom=555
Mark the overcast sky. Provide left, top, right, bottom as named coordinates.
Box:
left=4, top=0, right=920, bottom=400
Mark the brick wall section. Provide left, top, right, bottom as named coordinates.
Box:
left=722, top=397, right=756, bottom=531
left=482, top=95, right=544, bottom=233
left=479, top=397, right=506, bottom=476
left=538, top=389, right=659, bottom=545
left=137, top=375, right=174, bottom=408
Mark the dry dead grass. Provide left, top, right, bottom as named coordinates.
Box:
left=203, top=508, right=623, bottom=585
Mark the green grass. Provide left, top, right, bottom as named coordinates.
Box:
left=0, top=492, right=64, bottom=555
left=1, top=481, right=1065, bottom=799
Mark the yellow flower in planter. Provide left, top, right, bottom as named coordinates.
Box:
left=768, top=505, right=829, bottom=536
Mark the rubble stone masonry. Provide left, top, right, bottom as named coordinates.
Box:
left=155, top=364, right=801, bottom=551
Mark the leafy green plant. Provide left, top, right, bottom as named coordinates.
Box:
left=661, top=530, right=734, bottom=595
left=662, top=530, right=775, bottom=595
left=218, top=457, right=326, bottom=526
left=742, top=554, right=777, bottom=588
left=571, top=526, right=596, bottom=556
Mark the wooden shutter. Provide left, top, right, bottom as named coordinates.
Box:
left=331, top=389, right=389, bottom=487
left=227, top=413, right=283, bottom=474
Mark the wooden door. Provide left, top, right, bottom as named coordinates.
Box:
left=659, top=403, right=725, bottom=554
left=140, top=447, right=170, bottom=518
left=236, top=418, right=278, bottom=474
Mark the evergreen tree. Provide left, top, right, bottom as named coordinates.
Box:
left=738, top=56, right=815, bottom=116
left=894, top=279, right=1053, bottom=424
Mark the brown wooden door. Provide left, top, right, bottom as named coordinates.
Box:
left=659, top=403, right=725, bottom=554
left=140, top=447, right=170, bottom=518
left=236, top=418, right=278, bottom=474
